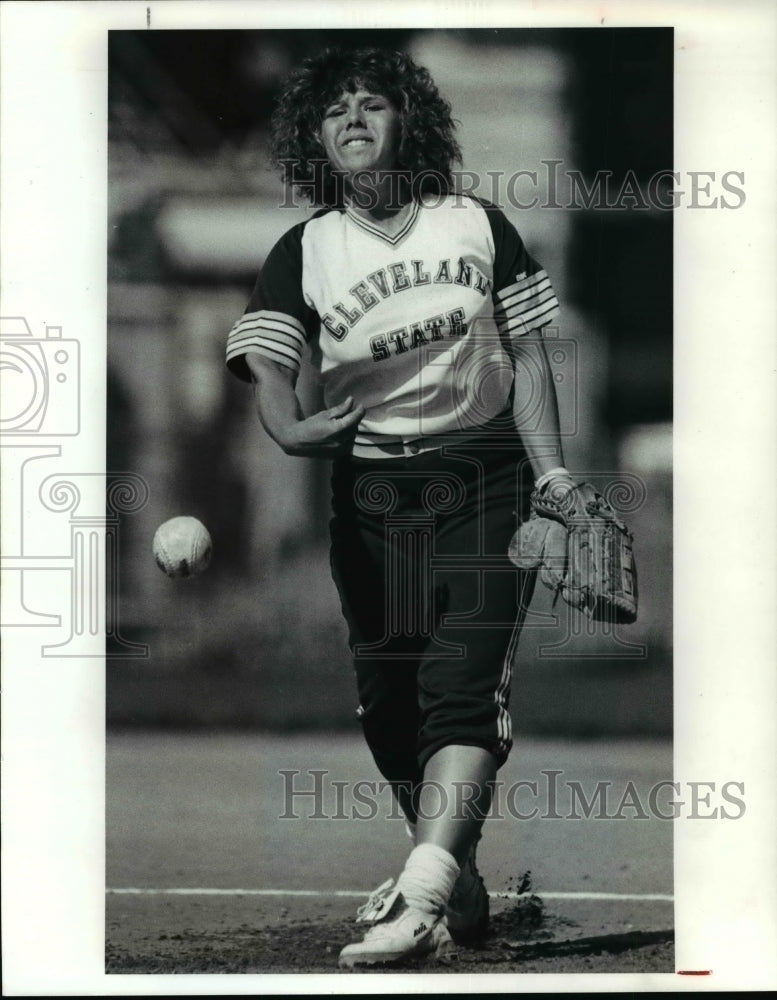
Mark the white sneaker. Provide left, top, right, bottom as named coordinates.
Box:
left=445, top=845, right=490, bottom=942
left=339, top=881, right=457, bottom=968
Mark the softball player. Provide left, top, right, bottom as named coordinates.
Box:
left=226, top=47, right=572, bottom=967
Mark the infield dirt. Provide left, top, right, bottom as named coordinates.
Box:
left=106, top=891, right=674, bottom=975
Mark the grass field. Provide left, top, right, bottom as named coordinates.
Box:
left=106, top=730, right=674, bottom=977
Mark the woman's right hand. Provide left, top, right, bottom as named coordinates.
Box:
left=281, top=396, right=366, bottom=457
left=247, top=353, right=364, bottom=459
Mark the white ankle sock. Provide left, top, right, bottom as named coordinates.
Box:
left=396, top=843, right=460, bottom=914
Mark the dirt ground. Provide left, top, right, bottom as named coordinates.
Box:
left=106, top=891, right=674, bottom=975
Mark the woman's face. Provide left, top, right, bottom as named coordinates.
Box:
left=318, top=89, right=403, bottom=177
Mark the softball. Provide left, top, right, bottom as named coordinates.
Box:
left=153, top=516, right=212, bottom=578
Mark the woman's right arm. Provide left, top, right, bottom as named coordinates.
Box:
left=245, top=353, right=365, bottom=458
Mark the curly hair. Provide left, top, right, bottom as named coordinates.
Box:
left=269, top=47, right=461, bottom=207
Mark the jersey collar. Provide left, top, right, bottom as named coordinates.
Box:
left=344, top=199, right=420, bottom=247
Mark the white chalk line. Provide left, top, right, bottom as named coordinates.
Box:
left=107, top=888, right=673, bottom=902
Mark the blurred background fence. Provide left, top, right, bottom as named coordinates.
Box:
left=107, top=28, right=672, bottom=738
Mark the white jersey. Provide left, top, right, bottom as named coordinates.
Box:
left=226, top=194, right=559, bottom=458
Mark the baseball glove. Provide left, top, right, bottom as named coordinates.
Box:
left=508, top=479, right=638, bottom=624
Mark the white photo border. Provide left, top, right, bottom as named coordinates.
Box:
left=1, top=0, right=776, bottom=993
